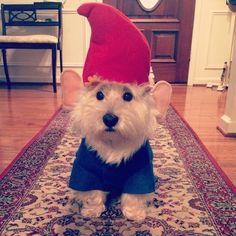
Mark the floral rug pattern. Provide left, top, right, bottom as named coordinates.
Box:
left=0, top=107, right=235, bottom=236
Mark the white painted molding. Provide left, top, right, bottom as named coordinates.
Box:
left=188, top=77, right=221, bottom=85
left=187, top=0, right=203, bottom=85
left=0, top=62, right=83, bottom=68
left=219, top=115, right=236, bottom=134
left=0, top=64, right=84, bottom=83
left=218, top=21, right=236, bottom=135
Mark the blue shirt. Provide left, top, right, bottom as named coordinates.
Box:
left=69, top=138, right=155, bottom=194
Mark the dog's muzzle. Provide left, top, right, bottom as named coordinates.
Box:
left=103, top=113, right=119, bottom=132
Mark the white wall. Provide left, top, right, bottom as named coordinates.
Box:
left=188, top=0, right=235, bottom=85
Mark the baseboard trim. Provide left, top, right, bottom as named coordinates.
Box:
left=217, top=125, right=236, bottom=137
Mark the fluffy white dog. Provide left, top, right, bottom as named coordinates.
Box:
left=61, top=3, right=172, bottom=221
left=62, top=73, right=172, bottom=221
left=71, top=79, right=157, bottom=220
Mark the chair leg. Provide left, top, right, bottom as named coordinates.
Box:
left=52, top=47, right=57, bottom=93
left=2, top=49, right=11, bottom=89
left=59, top=49, right=63, bottom=73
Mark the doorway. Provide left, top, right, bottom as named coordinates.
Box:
left=103, top=0, right=195, bottom=83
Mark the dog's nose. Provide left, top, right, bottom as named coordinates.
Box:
left=103, top=113, right=119, bottom=128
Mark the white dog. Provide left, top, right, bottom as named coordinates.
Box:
left=61, top=73, right=172, bottom=221
left=61, top=2, right=172, bottom=221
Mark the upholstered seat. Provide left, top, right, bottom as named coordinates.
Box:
left=0, top=35, right=58, bottom=44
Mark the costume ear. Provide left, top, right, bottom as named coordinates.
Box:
left=151, top=81, right=172, bottom=119
left=60, top=70, right=83, bottom=110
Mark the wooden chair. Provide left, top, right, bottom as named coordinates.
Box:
left=0, top=2, right=63, bottom=93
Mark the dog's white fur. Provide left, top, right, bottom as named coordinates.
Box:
left=70, top=79, right=163, bottom=221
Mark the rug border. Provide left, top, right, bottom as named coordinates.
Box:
left=170, top=104, right=236, bottom=194
left=0, top=106, right=63, bottom=181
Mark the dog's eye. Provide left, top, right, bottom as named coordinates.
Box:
left=123, top=92, right=133, bottom=102
left=96, top=91, right=104, bottom=100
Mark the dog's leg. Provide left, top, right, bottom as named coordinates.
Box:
left=121, top=193, right=147, bottom=221
left=78, top=190, right=106, bottom=218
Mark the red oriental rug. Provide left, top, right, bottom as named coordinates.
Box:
left=0, top=107, right=235, bottom=236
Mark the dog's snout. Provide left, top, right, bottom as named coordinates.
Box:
left=103, top=113, right=119, bottom=128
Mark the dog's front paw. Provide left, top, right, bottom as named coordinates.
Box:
left=122, top=206, right=146, bottom=221
left=121, top=193, right=148, bottom=221
left=81, top=204, right=105, bottom=218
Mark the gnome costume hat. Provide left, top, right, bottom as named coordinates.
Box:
left=77, top=3, right=151, bottom=85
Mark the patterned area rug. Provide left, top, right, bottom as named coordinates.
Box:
left=0, top=107, right=235, bottom=236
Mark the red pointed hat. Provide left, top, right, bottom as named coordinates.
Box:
left=78, top=3, right=151, bottom=85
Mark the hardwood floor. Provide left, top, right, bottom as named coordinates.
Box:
left=171, top=85, right=236, bottom=187
left=0, top=84, right=61, bottom=175
left=0, top=84, right=235, bottom=187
